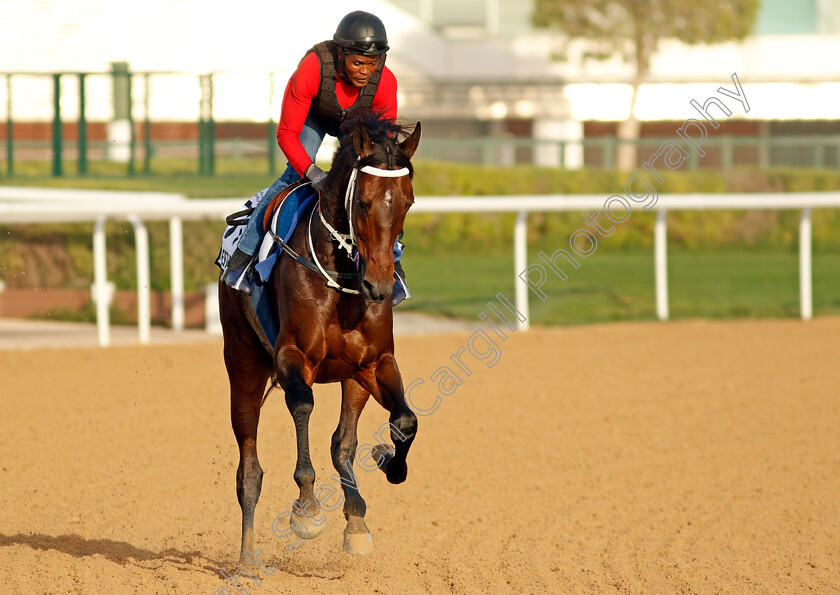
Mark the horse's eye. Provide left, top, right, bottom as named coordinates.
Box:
left=357, top=200, right=368, bottom=216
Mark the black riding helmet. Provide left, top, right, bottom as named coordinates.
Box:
left=333, top=11, right=389, bottom=55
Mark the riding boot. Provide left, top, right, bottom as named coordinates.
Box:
left=224, top=248, right=253, bottom=295
left=392, top=260, right=410, bottom=306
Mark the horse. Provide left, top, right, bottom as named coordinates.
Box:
left=219, top=114, right=422, bottom=560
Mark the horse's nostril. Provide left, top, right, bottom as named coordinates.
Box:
left=362, top=279, right=388, bottom=302
left=362, top=280, right=379, bottom=300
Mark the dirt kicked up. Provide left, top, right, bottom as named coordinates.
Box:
left=1, top=317, right=838, bottom=594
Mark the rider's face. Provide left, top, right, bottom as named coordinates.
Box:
left=342, top=54, right=380, bottom=88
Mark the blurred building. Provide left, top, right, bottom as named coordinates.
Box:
left=392, top=0, right=840, bottom=168
left=1, top=0, right=838, bottom=169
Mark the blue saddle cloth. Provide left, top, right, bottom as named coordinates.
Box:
left=250, top=184, right=317, bottom=348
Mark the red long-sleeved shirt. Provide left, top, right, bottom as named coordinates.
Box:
left=276, top=51, right=398, bottom=176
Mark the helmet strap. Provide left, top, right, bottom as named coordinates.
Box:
left=336, top=47, right=352, bottom=84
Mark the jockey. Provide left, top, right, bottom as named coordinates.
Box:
left=224, top=10, right=409, bottom=304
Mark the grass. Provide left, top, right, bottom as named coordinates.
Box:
left=402, top=248, right=840, bottom=326
left=0, top=158, right=282, bottom=198
left=3, top=157, right=840, bottom=326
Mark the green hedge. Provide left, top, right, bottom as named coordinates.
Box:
left=1, top=163, right=839, bottom=290
left=405, top=163, right=840, bottom=256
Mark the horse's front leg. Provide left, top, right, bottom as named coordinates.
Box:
left=275, top=345, right=326, bottom=540
left=367, top=354, right=418, bottom=485
left=332, top=379, right=372, bottom=555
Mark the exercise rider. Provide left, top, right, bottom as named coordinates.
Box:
left=223, top=10, right=409, bottom=304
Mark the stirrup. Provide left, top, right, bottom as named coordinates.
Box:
left=225, top=267, right=252, bottom=295
left=223, top=248, right=254, bottom=294
left=392, top=265, right=410, bottom=307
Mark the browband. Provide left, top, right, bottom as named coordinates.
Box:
left=359, top=165, right=410, bottom=177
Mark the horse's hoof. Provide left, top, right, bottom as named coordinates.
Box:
left=291, top=508, right=327, bottom=540
left=370, top=443, right=394, bottom=469
left=371, top=444, right=407, bottom=484
left=385, top=460, right=408, bottom=484
left=343, top=531, right=373, bottom=556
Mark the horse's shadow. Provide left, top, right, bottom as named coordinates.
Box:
left=0, top=532, right=223, bottom=575
left=0, top=532, right=349, bottom=581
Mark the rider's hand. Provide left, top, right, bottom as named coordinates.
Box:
left=305, top=163, right=328, bottom=192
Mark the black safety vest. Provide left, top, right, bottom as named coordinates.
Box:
left=303, top=40, right=385, bottom=136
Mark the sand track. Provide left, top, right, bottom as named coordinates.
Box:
left=1, top=318, right=839, bottom=593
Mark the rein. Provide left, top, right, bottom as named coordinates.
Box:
left=268, top=219, right=360, bottom=280
left=308, top=159, right=410, bottom=294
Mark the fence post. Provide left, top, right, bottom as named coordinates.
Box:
left=481, top=140, right=494, bottom=166
left=198, top=74, right=215, bottom=175
left=51, top=73, right=63, bottom=177
left=169, top=217, right=185, bottom=331
left=688, top=148, right=698, bottom=171
left=655, top=209, right=669, bottom=321
left=722, top=135, right=733, bottom=170
left=208, top=73, right=215, bottom=175
left=815, top=143, right=826, bottom=169
left=799, top=208, right=812, bottom=321
left=5, top=74, right=12, bottom=176
left=77, top=74, right=88, bottom=176
left=603, top=137, right=615, bottom=169
left=93, top=216, right=111, bottom=347
left=128, top=215, right=151, bottom=343
left=143, top=73, right=152, bottom=174
left=198, top=75, right=205, bottom=175
left=108, top=62, right=132, bottom=164
left=514, top=210, right=529, bottom=331
left=127, top=70, right=135, bottom=176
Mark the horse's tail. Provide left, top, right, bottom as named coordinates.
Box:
left=260, top=375, right=279, bottom=408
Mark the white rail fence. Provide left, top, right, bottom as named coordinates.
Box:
left=1, top=187, right=839, bottom=346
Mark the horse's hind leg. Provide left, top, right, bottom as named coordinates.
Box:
left=223, top=350, right=272, bottom=560
left=230, top=371, right=268, bottom=561
left=332, top=379, right=372, bottom=555
left=221, top=285, right=273, bottom=561
left=275, top=346, right=326, bottom=540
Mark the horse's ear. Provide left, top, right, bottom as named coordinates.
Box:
left=399, top=122, right=422, bottom=158
left=353, top=120, right=374, bottom=158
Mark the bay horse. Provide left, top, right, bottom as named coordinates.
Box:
left=219, top=115, right=421, bottom=560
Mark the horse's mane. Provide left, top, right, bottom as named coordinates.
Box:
left=332, top=113, right=415, bottom=178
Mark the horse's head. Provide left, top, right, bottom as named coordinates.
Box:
left=334, top=116, right=421, bottom=303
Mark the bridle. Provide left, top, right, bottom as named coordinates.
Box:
left=309, top=157, right=410, bottom=294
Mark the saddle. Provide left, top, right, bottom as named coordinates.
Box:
left=262, top=180, right=310, bottom=232
left=215, top=180, right=317, bottom=350
left=253, top=181, right=318, bottom=281
left=216, top=181, right=317, bottom=275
